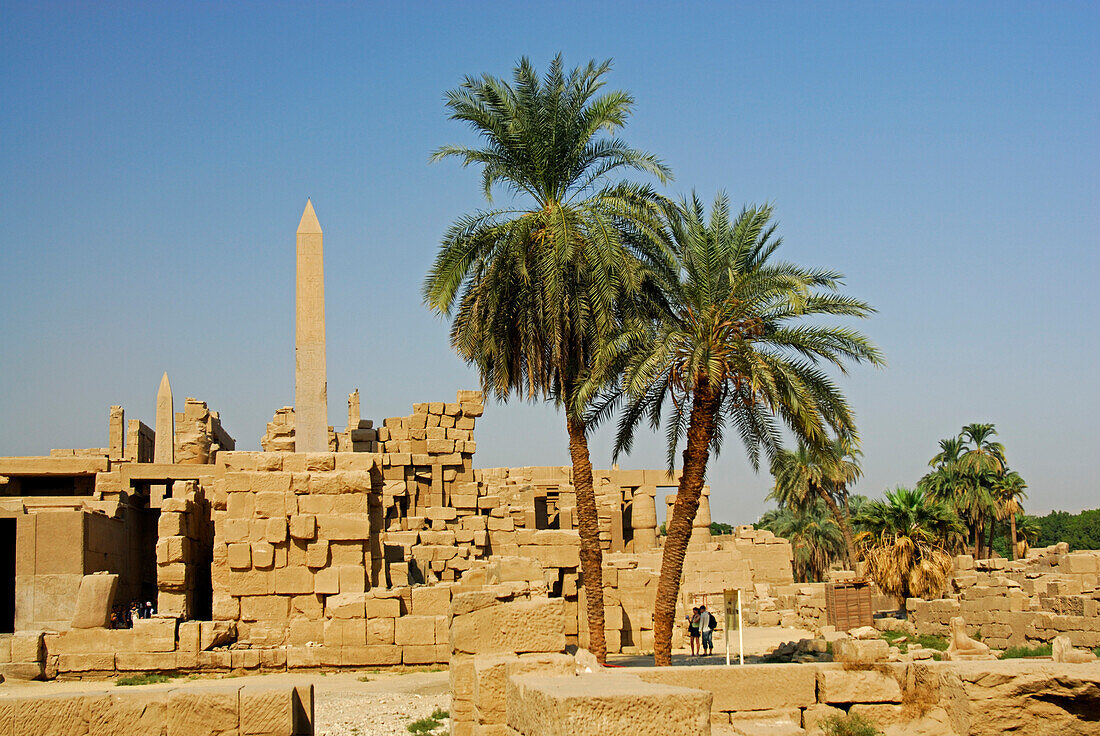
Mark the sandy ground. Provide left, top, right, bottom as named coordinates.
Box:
left=611, top=625, right=815, bottom=667
left=0, top=627, right=812, bottom=735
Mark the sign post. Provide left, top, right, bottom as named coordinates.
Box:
left=723, top=589, right=743, bottom=665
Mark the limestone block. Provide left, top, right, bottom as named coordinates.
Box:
left=239, top=685, right=297, bottom=736
left=224, top=519, right=251, bottom=544
left=159, top=511, right=186, bottom=537
left=451, top=598, right=566, bottom=655
left=473, top=653, right=576, bottom=725
left=801, top=703, right=845, bottom=732
left=314, top=567, right=340, bottom=595
left=315, top=514, right=371, bottom=540
left=70, top=574, right=119, bottom=629
left=265, top=518, right=288, bottom=544
left=276, top=567, right=314, bottom=595
left=324, top=618, right=367, bottom=647
left=179, top=621, right=201, bottom=653
left=507, top=672, right=711, bottom=736
left=306, top=540, right=330, bottom=569
left=817, top=669, right=902, bottom=704
left=254, top=492, right=286, bottom=519
left=167, top=686, right=240, bottom=736
left=638, top=664, right=817, bottom=711
left=11, top=631, right=44, bottom=663
left=339, top=566, right=366, bottom=593
left=231, top=649, right=261, bottom=670
left=88, top=690, right=169, bottom=736
left=337, top=645, right=402, bottom=666
left=11, top=692, right=98, bottom=736
left=367, top=618, right=395, bottom=645
left=157, top=536, right=189, bottom=565
left=115, top=651, right=176, bottom=671
left=327, top=593, right=366, bottom=619
left=289, top=515, right=317, bottom=541
left=241, top=595, right=290, bottom=622
left=832, top=639, right=889, bottom=663
left=213, top=593, right=240, bottom=621
left=289, top=593, right=322, bottom=619
left=231, top=570, right=275, bottom=596
left=252, top=542, right=276, bottom=569
left=289, top=619, right=324, bottom=646
left=57, top=652, right=115, bottom=672
left=395, top=615, right=438, bottom=646
left=402, top=644, right=447, bottom=665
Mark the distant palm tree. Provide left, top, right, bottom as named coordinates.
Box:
left=769, top=437, right=862, bottom=565
left=1014, top=512, right=1041, bottom=557
left=958, top=423, right=1006, bottom=475
left=921, top=424, right=1008, bottom=558
left=992, top=471, right=1028, bottom=559
left=425, top=55, right=674, bottom=663
left=762, top=503, right=845, bottom=582
left=608, top=194, right=882, bottom=665
left=856, top=486, right=964, bottom=605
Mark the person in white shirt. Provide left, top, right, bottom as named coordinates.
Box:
left=698, top=605, right=716, bottom=655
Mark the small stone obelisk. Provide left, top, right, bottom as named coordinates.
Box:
left=154, top=372, right=174, bottom=463
left=295, top=199, right=329, bottom=452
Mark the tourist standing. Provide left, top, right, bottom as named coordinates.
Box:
left=687, top=607, right=701, bottom=656
left=699, top=605, right=715, bottom=656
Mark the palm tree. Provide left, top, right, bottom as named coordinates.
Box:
left=992, top=470, right=1027, bottom=559
left=921, top=425, right=1006, bottom=558
left=768, top=437, right=862, bottom=566
left=1014, top=512, right=1041, bottom=557
left=424, top=56, right=673, bottom=663
left=855, top=486, right=964, bottom=606
left=608, top=194, right=883, bottom=665
left=958, top=423, right=1006, bottom=476
left=760, top=503, right=845, bottom=582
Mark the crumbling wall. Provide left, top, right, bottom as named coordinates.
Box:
left=908, top=548, right=1100, bottom=649
left=175, top=398, right=235, bottom=464
left=0, top=502, right=140, bottom=632
left=157, top=480, right=214, bottom=619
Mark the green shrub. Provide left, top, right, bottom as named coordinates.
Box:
left=116, top=673, right=180, bottom=687
left=406, top=708, right=449, bottom=734
left=1001, top=643, right=1052, bottom=659
left=915, top=634, right=948, bottom=651
left=819, top=712, right=884, bottom=736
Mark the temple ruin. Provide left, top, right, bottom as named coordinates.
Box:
left=0, top=201, right=792, bottom=682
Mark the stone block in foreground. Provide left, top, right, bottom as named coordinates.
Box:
left=507, top=672, right=711, bottom=736
left=637, top=663, right=817, bottom=712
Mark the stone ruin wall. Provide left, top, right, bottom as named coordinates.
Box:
left=0, top=389, right=797, bottom=681
left=907, top=546, right=1100, bottom=651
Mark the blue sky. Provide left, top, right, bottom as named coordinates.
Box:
left=1, top=2, right=1096, bottom=523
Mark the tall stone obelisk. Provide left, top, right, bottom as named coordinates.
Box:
left=154, top=371, right=174, bottom=463
left=295, top=199, right=329, bottom=452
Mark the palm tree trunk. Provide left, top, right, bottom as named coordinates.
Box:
left=988, top=520, right=996, bottom=559
left=653, top=382, right=718, bottom=666
left=1009, top=514, right=1018, bottom=561
left=566, top=415, right=605, bottom=664
left=818, top=488, right=858, bottom=571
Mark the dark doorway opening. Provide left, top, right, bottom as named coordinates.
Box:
left=1, top=518, right=15, bottom=633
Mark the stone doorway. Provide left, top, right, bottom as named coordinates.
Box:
left=0, top=518, right=14, bottom=633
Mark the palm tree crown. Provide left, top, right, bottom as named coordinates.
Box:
left=856, top=486, right=964, bottom=603
left=769, top=437, right=863, bottom=566
left=424, top=55, right=674, bottom=409
left=611, top=194, right=883, bottom=467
